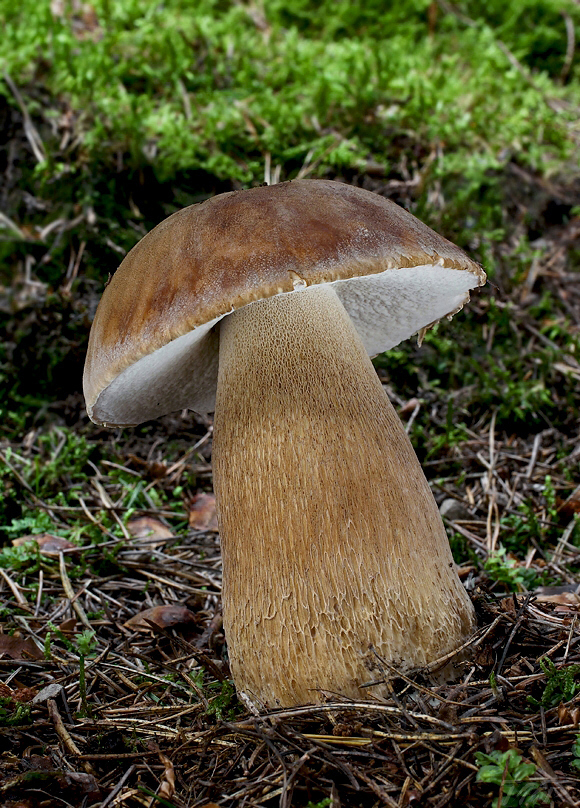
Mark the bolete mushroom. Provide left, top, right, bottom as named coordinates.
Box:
left=84, top=179, right=485, bottom=707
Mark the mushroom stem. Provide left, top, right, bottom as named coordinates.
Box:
left=213, top=284, right=474, bottom=708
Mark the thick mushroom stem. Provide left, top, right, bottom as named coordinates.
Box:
left=213, top=284, right=475, bottom=708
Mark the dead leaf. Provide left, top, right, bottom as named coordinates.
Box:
left=0, top=682, right=14, bottom=699
left=474, top=643, right=494, bottom=667
left=500, top=595, right=518, bottom=614
left=558, top=701, right=572, bottom=727
left=440, top=498, right=472, bottom=521
left=399, top=397, right=420, bottom=418
left=0, top=635, right=43, bottom=660
left=0, top=682, right=37, bottom=703
left=558, top=484, right=580, bottom=520
left=536, top=584, right=580, bottom=596
left=12, top=534, right=79, bottom=556
left=543, top=593, right=580, bottom=608
left=127, top=516, right=174, bottom=541
left=188, top=492, right=218, bottom=531
left=530, top=745, right=558, bottom=777
left=557, top=702, right=580, bottom=726
left=62, top=771, right=101, bottom=799
left=534, top=585, right=580, bottom=612
left=58, top=617, right=77, bottom=633
left=24, top=754, right=56, bottom=772
left=127, top=454, right=168, bottom=479
left=33, top=683, right=65, bottom=704
left=124, top=604, right=198, bottom=631
left=158, top=752, right=176, bottom=801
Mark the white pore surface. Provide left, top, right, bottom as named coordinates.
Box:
left=93, top=264, right=479, bottom=423
left=332, top=264, right=475, bottom=356
left=92, top=316, right=221, bottom=426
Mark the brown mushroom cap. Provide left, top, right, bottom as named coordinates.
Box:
left=83, top=179, right=485, bottom=426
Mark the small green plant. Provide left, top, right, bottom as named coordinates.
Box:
left=137, top=785, right=179, bottom=807
left=542, top=476, right=558, bottom=522
left=45, top=622, right=74, bottom=653
left=187, top=667, right=242, bottom=719
left=206, top=680, right=239, bottom=721
left=74, top=629, right=98, bottom=657
left=571, top=735, right=580, bottom=772
left=475, top=748, right=550, bottom=807
left=78, top=654, right=90, bottom=717
left=489, top=670, right=500, bottom=699
left=500, top=475, right=566, bottom=553
left=484, top=547, right=537, bottom=591
left=528, top=657, right=580, bottom=708
left=0, top=541, right=41, bottom=573
left=0, top=699, right=32, bottom=726
left=74, top=630, right=97, bottom=718
left=305, top=799, right=332, bottom=808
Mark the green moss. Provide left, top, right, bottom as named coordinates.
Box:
left=1, top=0, right=577, bottom=208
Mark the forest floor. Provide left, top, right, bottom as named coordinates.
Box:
left=1, top=186, right=580, bottom=808
left=1, top=2, right=580, bottom=806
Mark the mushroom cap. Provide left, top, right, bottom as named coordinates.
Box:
left=84, top=179, right=485, bottom=425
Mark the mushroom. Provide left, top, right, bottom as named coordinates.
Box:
left=84, top=179, right=485, bottom=708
